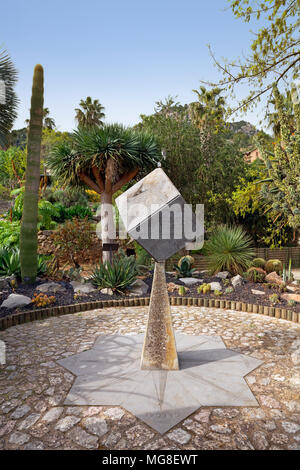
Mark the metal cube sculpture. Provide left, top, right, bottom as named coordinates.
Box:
left=116, top=168, right=198, bottom=261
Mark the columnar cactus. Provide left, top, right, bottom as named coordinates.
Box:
left=20, top=65, right=44, bottom=283
left=256, top=84, right=300, bottom=233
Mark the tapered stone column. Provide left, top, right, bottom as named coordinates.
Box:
left=140, top=261, right=179, bottom=370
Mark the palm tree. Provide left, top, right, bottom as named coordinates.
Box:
left=25, top=107, right=55, bottom=130
left=0, top=49, right=18, bottom=148
left=48, top=124, right=161, bottom=262
left=43, top=107, right=55, bottom=129
left=75, top=97, right=105, bottom=128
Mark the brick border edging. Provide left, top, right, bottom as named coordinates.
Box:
left=0, top=296, right=299, bottom=332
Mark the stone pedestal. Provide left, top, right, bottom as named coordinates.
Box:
left=140, top=261, right=179, bottom=370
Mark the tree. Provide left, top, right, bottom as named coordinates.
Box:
left=0, top=49, right=18, bottom=148
left=47, top=124, right=161, bottom=262
left=25, top=107, right=55, bottom=130
left=255, top=83, right=300, bottom=238
left=206, top=0, right=300, bottom=114
left=75, top=97, right=105, bottom=128
left=20, top=64, right=44, bottom=283
left=138, top=92, right=246, bottom=228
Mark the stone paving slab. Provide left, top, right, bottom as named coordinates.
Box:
left=59, top=333, right=262, bottom=433
left=0, top=306, right=299, bottom=449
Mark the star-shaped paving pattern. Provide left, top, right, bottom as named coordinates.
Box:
left=57, top=334, right=263, bottom=433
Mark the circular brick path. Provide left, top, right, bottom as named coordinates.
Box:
left=0, top=306, right=299, bottom=450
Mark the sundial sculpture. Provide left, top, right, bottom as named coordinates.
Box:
left=116, top=167, right=200, bottom=370
left=58, top=167, right=262, bottom=433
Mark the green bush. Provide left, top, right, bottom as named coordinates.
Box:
left=0, top=220, right=20, bottom=247
left=251, top=258, right=266, bottom=269
left=90, top=253, right=138, bottom=293
left=245, top=267, right=266, bottom=283
left=46, top=188, right=89, bottom=208
left=174, top=256, right=196, bottom=278
left=53, top=203, right=92, bottom=223
left=204, top=225, right=254, bottom=275
left=265, top=259, right=283, bottom=274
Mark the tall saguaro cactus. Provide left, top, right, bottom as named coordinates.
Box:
left=20, top=65, right=44, bottom=283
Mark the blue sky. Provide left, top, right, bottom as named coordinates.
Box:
left=2, top=0, right=266, bottom=131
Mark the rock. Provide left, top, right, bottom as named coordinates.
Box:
left=281, top=421, right=300, bottom=433
left=128, top=279, right=149, bottom=296
left=9, top=432, right=30, bottom=446
left=179, top=278, right=203, bottom=286
left=209, top=282, right=222, bottom=291
left=1, top=294, right=31, bottom=309
left=167, top=282, right=180, bottom=293
left=24, top=441, right=44, bottom=450
left=215, top=271, right=229, bottom=279
left=287, top=285, right=298, bottom=292
left=103, top=408, right=125, bottom=420
left=100, top=288, right=113, bottom=295
left=265, top=272, right=284, bottom=285
left=11, top=405, right=31, bottom=419
left=167, top=428, right=191, bottom=444
left=70, top=281, right=97, bottom=294
left=55, top=416, right=80, bottom=432
left=37, top=282, right=67, bottom=293
left=231, top=274, right=243, bottom=288
left=82, top=416, right=108, bottom=437
left=68, top=427, right=99, bottom=449
left=41, top=407, right=64, bottom=423
left=281, top=293, right=300, bottom=303
left=251, top=289, right=265, bottom=295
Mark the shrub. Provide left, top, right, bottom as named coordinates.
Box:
left=46, top=188, right=89, bottom=208
left=245, top=267, right=266, bottom=283
left=204, top=225, right=254, bottom=275
left=85, top=189, right=101, bottom=203
left=38, top=200, right=60, bottom=230
left=287, top=299, right=296, bottom=307
left=0, top=220, right=20, bottom=247
left=174, top=256, right=196, bottom=278
left=51, top=218, right=94, bottom=267
left=90, top=253, right=138, bottom=293
left=264, top=259, right=283, bottom=274
left=251, top=258, right=266, bottom=269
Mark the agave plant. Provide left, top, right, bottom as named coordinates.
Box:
left=0, top=247, right=21, bottom=277
left=204, top=225, right=255, bottom=275
left=174, top=256, right=196, bottom=278
left=90, top=252, right=138, bottom=293
left=0, top=247, right=47, bottom=278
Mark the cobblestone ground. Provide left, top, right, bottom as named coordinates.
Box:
left=0, top=306, right=300, bottom=450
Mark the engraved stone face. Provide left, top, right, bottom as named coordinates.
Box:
left=115, top=168, right=197, bottom=261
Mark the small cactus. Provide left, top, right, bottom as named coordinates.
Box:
left=251, top=258, right=266, bottom=269
left=225, top=287, right=233, bottom=294
left=264, top=259, right=283, bottom=274
left=287, top=299, right=296, bottom=307
left=269, top=293, right=279, bottom=305
left=214, top=289, right=222, bottom=297
left=178, top=286, right=186, bottom=296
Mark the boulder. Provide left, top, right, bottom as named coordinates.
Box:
left=128, top=279, right=149, bottom=296
left=215, top=271, right=229, bottom=279
left=1, top=294, right=31, bottom=309
left=231, top=274, right=243, bottom=288
left=265, top=272, right=284, bottom=286
left=179, top=278, right=203, bottom=286
left=291, top=349, right=300, bottom=365
left=281, top=293, right=300, bottom=303
left=251, top=289, right=265, bottom=296
left=37, top=282, right=67, bottom=294
left=209, top=282, right=222, bottom=291
left=70, top=281, right=97, bottom=294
